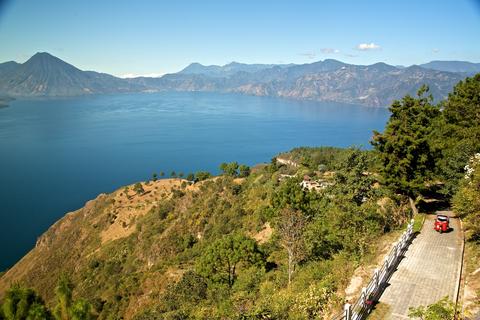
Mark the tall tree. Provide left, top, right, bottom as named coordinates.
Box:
left=372, top=85, right=440, bottom=211
left=433, top=74, right=480, bottom=197
left=196, top=234, right=263, bottom=287
left=333, top=148, right=376, bottom=205
left=277, top=207, right=307, bottom=285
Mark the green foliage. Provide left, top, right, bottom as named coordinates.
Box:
left=69, top=300, right=92, bottom=320
left=186, top=173, right=194, bottom=181
left=0, top=282, right=91, bottom=320
left=332, top=148, right=378, bottom=205
left=372, top=85, right=440, bottom=197
left=54, top=274, right=74, bottom=320
left=238, top=164, right=250, bottom=178
left=272, top=177, right=312, bottom=213
left=3, top=134, right=446, bottom=319
left=433, top=74, right=480, bottom=197
left=152, top=173, right=157, bottom=182
left=412, top=213, right=424, bottom=233
left=219, top=162, right=239, bottom=177
left=163, top=271, right=207, bottom=311
left=281, top=147, right=349, bottom=170
left=53, top=275, right=93, bottom=320
left=408, top=296, right=456, bottom=319
left=132, top=183, right=144, bottom=195
left=292, top=284, right=334, bottom=319
left=195, top=171, right=211, bottom=181
left=2, top=284, right=51, bottom=320
left=170, top=171, right=176, bottom=178
left=196, top=234, right=264, bottom=287
left=453, top=154, right=480, bottom=242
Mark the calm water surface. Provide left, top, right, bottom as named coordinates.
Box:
left=0, top=92, right=389, bottom=270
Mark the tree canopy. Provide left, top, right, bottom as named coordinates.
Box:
left=372, top=85, right=440, bottom=198
left=433, top=74, right=480, bottom=196
left=196, top=234, right=263, bottom=287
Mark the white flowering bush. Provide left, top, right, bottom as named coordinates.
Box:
left=463, top=153, right=480, bottom=180
left=454, top=153, right=480, bottom=241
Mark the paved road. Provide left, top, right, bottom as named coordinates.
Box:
left=377, top=212, right=463, bottom=319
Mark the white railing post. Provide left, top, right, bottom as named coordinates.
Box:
left=384, top=254, right=390, bottom=270
left=395, top=241, right=402, bottom=261
left=336, top=218, right=417, bottom=319
left=361, top=287, right=368, bottom=304
left=344, top=303, right=352, bottom=320
left=373, top=268, right=380, bottom=288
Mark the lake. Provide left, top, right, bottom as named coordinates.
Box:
left=0, top=91, right=389, bottom=270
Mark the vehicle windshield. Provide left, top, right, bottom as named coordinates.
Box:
left=437, top=216, right=448, bottom=221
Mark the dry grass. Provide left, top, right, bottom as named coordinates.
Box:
left=252, top=222, right=273, bottom=244
left=463, top=242, right=480, bottom=317
left=343, top=229, right=402, bottom=302
left=368, top=302, right=392, bottom=320
left=100, top=179, right=188, bottom=243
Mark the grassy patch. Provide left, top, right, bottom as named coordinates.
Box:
left=368, top=302, right=391, bottom=319
left=463, top=241, right=480, bottom=315
left=413, top=213, right=425, bottom=233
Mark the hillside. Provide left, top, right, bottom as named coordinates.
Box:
left=0, top=52, right=469, bottom=107
left=1, top=75, right=480, bottom=319
left=0, top=147, right=408, bottom=319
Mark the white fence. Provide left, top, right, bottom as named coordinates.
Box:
left=331, top=219, right=415, bottom=320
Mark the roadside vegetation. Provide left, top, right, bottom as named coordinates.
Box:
left=0, top=74, right=479, bottom=319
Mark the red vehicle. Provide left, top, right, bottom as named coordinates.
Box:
left=434, top=214, right=450, bottom=233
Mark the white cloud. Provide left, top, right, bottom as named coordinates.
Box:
left=321, top=48, right=340, bottom=54
left=118, top=73, right=163, bottom=78
left=355, top=43, right=381, bottom=51
left=432, top=48, right=439, bottom=53
left=299, top=52, right=317, bottom=60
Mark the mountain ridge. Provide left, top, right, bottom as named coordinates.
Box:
left=419, top=60, right=480, bottom=73
left=0, top=52, right=475, bottom=107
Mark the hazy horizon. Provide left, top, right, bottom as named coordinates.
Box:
left=2, top=50, right=480, bottom=79
left=1, top=0, right=479, bottom=77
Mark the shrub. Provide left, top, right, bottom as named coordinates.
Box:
left=133, top=183, right=145, bottom=194
left=408, top=296, right=457, bottom=319
left=195, top=171, right=212, bottom=181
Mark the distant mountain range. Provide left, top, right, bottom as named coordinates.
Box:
left=419, top=60, right=480, bottom=73
left=0, top=52, right=477, bottom=107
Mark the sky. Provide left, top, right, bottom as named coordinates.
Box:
left=0, top=0, right=479, bottom=77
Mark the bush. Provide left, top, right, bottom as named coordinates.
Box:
left=195, top=171, right=212, bottom=181
left=453, top=153, right=480, bottom=242
left=408, top=296, right=457, bottom=319
left=133, top=183, right=145, bottom=194
left=219, top=162, right=239, bottom=177
left=239, top=165, right=250, bottom=178
left=163, top=271, right=208, bottom=311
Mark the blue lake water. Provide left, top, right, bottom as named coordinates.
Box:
left=0, top=91, right=389, bottom=270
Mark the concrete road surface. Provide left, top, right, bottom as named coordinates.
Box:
left=377, top=212, right=463, bottom=319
